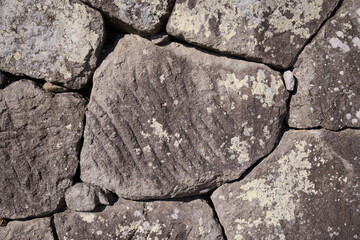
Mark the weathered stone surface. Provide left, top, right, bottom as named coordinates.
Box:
left=55, top=198, right=224, bottom=239
left=167, top=0, right=339, bottom=69
left=289, top=0, right=360, bottom=130
left=81, top=0, right=174, bottom=36
left=0, top=218, right=54, bottom=240
left=80, top=35, right=288, bottom=199
left=212, top=130, right=360, bottom=240
left=0, top=0, right=104, bottom=90
left=65, top=183, right=114, bottom=212
left=0, top=80, right=87, bottom=219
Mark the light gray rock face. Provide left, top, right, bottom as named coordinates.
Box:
left=80, top=35, right=288, bottom=200
left=55, top=198, right=224, bottom=239
left=65, top=183, right=114, bottom=212
left=0, top=80, right=87, bottom=219
left=81, top=0, right=174, bottom=36
left=0, top=0, right=104, bottom=90
left=167, top=0, right=339, bottom=69
left=0, top=218, right=54, bottom=240
left=212, top=130, right=360, bottom=240
left=283, top=70, right=296, bottom=92
left=289, top=0, right=360, bottom=130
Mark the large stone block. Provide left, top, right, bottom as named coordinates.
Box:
left=55, top=198, right=224, bottom=239
left=0, top=80, right=87, bottom=219
left=0, top=0, right=104, bottom=90
left=289, top=0, right=360, bottom=130
left=0, top=218, right=54, bottom=240
left=81, top=0, right=174, bottom=36
left=212, top=130, right=360, bottom=240
left=80, top=35, right=288, bottom=199
left=167, top=0, right=339, bottom=69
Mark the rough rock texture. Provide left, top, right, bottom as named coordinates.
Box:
left=166, top=0, right=340, bottom=69
left=81, top=0, right=174, bottom=36
left=212, top=130, right=360, bottom=240
left=0, top=0, right=104, bottom=90
left=0, top=218, right=54, bottom=240
left=0, top=80, right=87, bottom=219
left=289, top=0, right=360, bottom=130
left=80, top=35, right=288, bottom=200
left=55, top=198, right=224, bottom=239
left=65, top=183, right=114, bottom=212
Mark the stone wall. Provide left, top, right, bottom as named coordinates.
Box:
left=0, top=0, right=359, bottom=239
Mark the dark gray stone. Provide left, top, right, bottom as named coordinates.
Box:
left=212, top=130, right=360, bottom=240
left=0, top=80, right=87, bottom=219
left=80, top=35, right=288, bottom=200
left=65, top=183, right=114, bottom=212
left=167, top=0, right=339, bottom=69
left=0, top=218, right=54, bottom=240
left=55, top=198, right=224, bottom=239
left=81, top=0, right=174, bottom=36
left=289, top=0, right=360, bottom=130
left=0, top=0, right=104, bottom=90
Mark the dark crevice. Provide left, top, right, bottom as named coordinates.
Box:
left=202, top=193, right=228, bottom=240
left=288, top=0, right=345, bottom=70
left=288, top=126, right=360, bottom=132
left=50, top=216, right=59, bottom=240
left=168, top=36, right=285, bottom=72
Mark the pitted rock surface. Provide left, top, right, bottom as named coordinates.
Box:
left=0, top=0, right=104, bottom=90
left=212, top=130, right=360, bottom=240
left=81, top=0, right=174, bottom=36
left=55, top=198, right=224, bottom=239
left=65, top=183, right=114, bottom=212
left=80, top=35, right=288, bottom=200
left=289, top=0, right=360, bottom=130
left=0, top=80, right=87, bottom=219
left=166, top=0, right=339, bottom=69
left=0, top=218, right=54, bottom=240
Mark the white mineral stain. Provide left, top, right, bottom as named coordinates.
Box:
left=235, top=141, right=317, bottom=237
left=219, top=73, right=249, bottom=92
left=149, top=118, right=170, bottom=141
left=228, top=136, right=250, bottom=163
left=159, top=74, right=165, bottom=83
left=328, top=37, right=350, bottom=53
left=251, top=70, right=280, bottom=107
left=79, top=212, right=96, bottom=223
left=352, top=37, right=360, bottom=49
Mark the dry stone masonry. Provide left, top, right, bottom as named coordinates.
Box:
left=0, top=0, right=359, bottom=239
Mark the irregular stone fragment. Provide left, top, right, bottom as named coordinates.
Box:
left=43, top=82, right=69, bottom=93
left=283, top=70, right=296, bottom=92
left=55, top=198, right=224, bottom=239
left=167, top=0, right=339, bottom=69
left=0, top=0, right=104, bottom=90
left=0, top=80, right=87, bottom=219
left=149, top=32, right=171, bottom=45
left=212, top=130, right=360, bottom=240
left=0, top=218, right=54, bottom=240
left=80, top=35, right=288, bottom=199
left=289, top=0, right=360, bottom=130
left=81, top=0, right=174, bottom=36
left=65, top=183, right=114, bottom=212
